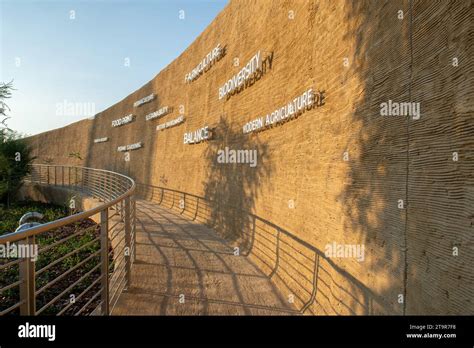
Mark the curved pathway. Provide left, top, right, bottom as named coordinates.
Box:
left=112, top=200, right=297, bottom=315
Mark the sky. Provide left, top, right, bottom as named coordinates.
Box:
left=0, top=0, right=228, bottom=135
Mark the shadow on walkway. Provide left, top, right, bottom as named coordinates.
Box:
left=132, top=183, right=391, bottom=315
left=112, top=200, right=297, bottom=315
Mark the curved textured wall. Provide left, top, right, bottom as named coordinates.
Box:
left=27, top=0, right=473, bottom=314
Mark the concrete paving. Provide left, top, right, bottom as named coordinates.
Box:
left=112, top=200, right=297, bottom=315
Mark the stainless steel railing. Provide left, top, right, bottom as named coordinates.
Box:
left=135, top=183, right=385, bottom=315
left=0, top=164, right=136, bottom=315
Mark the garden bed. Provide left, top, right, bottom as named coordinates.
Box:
left=0, top=201, right=112, bottom=315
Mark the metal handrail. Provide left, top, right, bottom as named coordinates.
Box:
left=136, top=183, right=386, bottom=315
left=0, top=164, right=136, bottom=316
left=0, top=165, right=135, bottom=243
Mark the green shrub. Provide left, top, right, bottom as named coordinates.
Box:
left=0, top=134, right=34, bottom=206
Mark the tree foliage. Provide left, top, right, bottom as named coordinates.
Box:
left=0, top=80, right=14, bottom=138
left=0, top=134, right=34, bottom=206
left=0, top=81, right=34, bottom=206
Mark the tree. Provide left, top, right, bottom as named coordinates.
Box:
left=0, top=81, right=14, bottom=141
left=0, top=132, right=34, bottom=206
left=0, top=81, right=34, bottom=206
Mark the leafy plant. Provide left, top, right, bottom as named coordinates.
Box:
left=68, top=152, right=83, bottom=160
left=0, top=134, right=34, bottom=206
left=0, top=80, right=14, bottom=139
left=0, top=81, right=35, bottom=206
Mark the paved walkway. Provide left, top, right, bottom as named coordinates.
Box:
left=112, top=200, right=297, bottom=315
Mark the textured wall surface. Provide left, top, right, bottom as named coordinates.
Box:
left=27, top=0, right=473, bottom=315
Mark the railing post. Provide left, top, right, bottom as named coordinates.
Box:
left=158, top=188, right=164, bottom=205
left=19, top=235, right=36, bottom=315
left=133, top=197, right=136, bottom=262
left=170, top=191, right=175, bottom=209
left=81, top=168, right=85, bottom=192
left=181, top=193, right=186, bottom=214
left=243, top=215, right=256, bottom=257
left=193, top=197, right=199, bottom=221
left=270, top=228, right=281, bottom=278
left=107, top=173, right=112, bottom=201
left=100, top=209, right=110, bottom=315
left=302, top=252, right=320, bottom=313
left=124, top=196, right=131, bottom=290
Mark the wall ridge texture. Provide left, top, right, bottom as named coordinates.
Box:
left=28, top=0, right=473, bottom=315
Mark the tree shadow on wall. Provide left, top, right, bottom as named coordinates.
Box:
left=335, top=0, right=412, bottom=314
left=202, top=116, right=273, bottom=247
